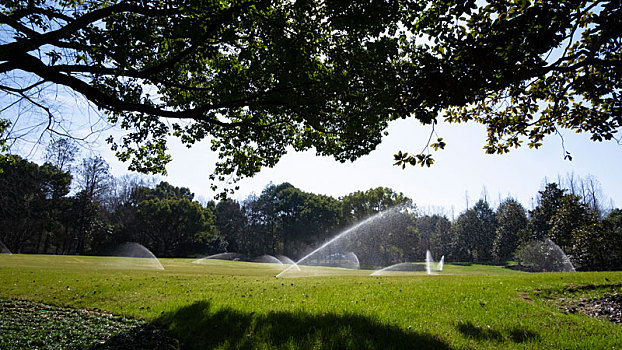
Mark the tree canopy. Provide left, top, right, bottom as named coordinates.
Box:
left=1, top=0, right=620, bottom=191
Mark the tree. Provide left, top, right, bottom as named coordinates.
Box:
left=416, top=214, right=452, bottom=260
left=0, top=0, right=416, bottom=190
left=431, top=215, right=452, bottom=257
left=242, top=190, right=280, bottom=257
left=75, top=156, right=112, bottom=202
left=451, top=199, right=497, bottom=262
left=148, top=181, right=195, bottom=201
left=523, top=180, right=615, bottom=270
left=341, top=187, right=412, bottom=224
left=423, top=0, right=622, bottom=162
left=548, top=193, right=598, bottom=253
left=558, top=173, right=610, bottom=217
left=214, top=199, right=247, bottom=253
left=67, top=156, right=113, bottom=254
left=136, top=197, right=215, bottom=257
left=570, top=222, right=612, bottom=271
left=4, top=1, right=618, bottom=190
left=492, top=198, right=528, bottom=262
left=513, top=239, right=576, bottom=272
left=90, top=174, right=155, bottom=254
left=272, top=184, right=342, bottom=258
left=294, top=193, right=342, bottom=258
left=528, top=183, right=566, bottom=242
left=599, top=209, right=622, bottom=269
left=340, top=187, right=416, bottom=266
left=106, top=180, right=219, bottom=257
left=0, top=119, right=9, bottom=165
left=44, top=138, right=79, bottom=172
left=0, top=155, right=71, bottom=253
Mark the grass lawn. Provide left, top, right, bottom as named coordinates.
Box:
left=1, top=254, right=621, bottom=349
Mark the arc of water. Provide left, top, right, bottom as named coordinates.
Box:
left=425, top=250, right=434, bottom=275
left=276, top=212, right=389, bottom=278
left=545, top=239, right=576, bottom=272
left=345, top=252, right=360, bottom=269
left=193, top=252, right=244, bottom=263
left=113, top=242, right=164, bottom=270
left=371, top=262, right=418, bottom=276
left=0, top=241, right=12, bottom=254
left=438, top=256, right=444, bottom=271
left=277, top=255, right=301, bottom=271
left=254, top=254, right=283, bottom=264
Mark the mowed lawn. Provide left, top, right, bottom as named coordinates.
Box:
left=1, top=254, right=621, bottom=349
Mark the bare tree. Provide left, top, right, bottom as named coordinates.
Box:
left=44, top=137, right=79, bottom=172
left=75, top=156, right=112, bottom=201
left=557, top=173, right=610, bottom=217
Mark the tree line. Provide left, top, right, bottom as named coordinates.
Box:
left=1, top=141, right=621, bottom=271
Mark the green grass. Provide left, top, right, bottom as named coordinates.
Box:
left=1, top=254, right=621, bottom=349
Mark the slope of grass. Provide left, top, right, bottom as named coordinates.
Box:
left=1, top=254, right=620, bottom=349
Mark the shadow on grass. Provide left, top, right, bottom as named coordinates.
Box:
left=90, top=325, right=179, bottom=350
left=154, top=301, right=453, bottom=350
left=457, top=322, right=539, bottom=344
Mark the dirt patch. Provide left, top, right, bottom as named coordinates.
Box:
left=531, top=283, right=622, bottom=327
left=568, top=293, right=622, bottom=325
left=518, top=293, right=533, bottom=303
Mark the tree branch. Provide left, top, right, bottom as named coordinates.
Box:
left=0, top=80, right=47, bottom=94
left=138, top=2, right=253, bottom=77
left=8, top=5, right=73, bottom=23
left=7, top=50, right=281, bottom=129
left=1, top=3, right=183, bottom=54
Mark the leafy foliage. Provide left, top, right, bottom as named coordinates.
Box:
left=549, top=193, right=598, bottom=253
left=417, top=214, right=453, bottom=258
left=136, top=197, right=215, bottom=258
left=572, top=209, right=622, bottom=270
left=440, top=0, right=622, bottom=157
left=528, top=183, right=566, bottom=242
left=2, top=1, right=618, bottom=191
left=492, top=199, right=528, bottom=262
left=0, top=155, right=71, bottom=254
left=341, top=187, right=413, bottom=222
left=0, top=0, right=414, bottom=192
left=451, top=200, right=497, bottom=262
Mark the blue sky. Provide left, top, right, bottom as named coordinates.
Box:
left=99, top=117, right=622, bottom=215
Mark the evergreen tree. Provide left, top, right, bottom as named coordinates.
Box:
left=527, top=183, right=565, bottom=242
left=451, top=199, right=496, bottom=262
left=492, top=199, right=527, bottom=262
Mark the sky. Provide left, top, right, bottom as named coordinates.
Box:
left=97, top=117, right=622, bottom=216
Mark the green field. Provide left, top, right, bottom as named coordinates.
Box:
left=1, top=254, right=621, bottom=349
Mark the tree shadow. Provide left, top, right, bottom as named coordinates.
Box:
left=457, top=321, right=538, bottom=344
left=151, top=300, right=454, bottom=350
left=90, top=325, right=179, bottom=350
left=508, top=327, right=540, bottom=343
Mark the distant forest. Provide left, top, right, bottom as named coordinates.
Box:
left=1, top=139, right=621, bottom=271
